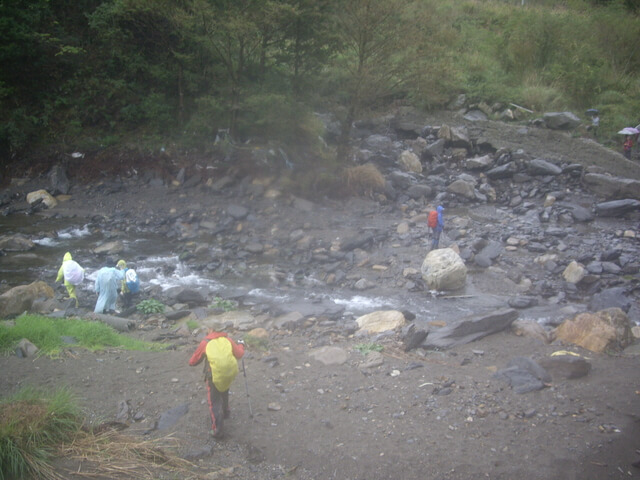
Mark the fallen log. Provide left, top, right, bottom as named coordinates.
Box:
left=86, top=312, right=134, bottom=332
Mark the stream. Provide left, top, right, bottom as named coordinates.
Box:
left=0, top=210, right=580, bottom=329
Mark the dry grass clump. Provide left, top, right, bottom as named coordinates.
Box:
left=343, top=163, right=386, bottom=197
left=58, top=429, right=203, bottom=480
left=0, top=389, right=82, bottom=480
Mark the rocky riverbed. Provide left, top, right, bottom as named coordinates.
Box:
left=1, top=107, right=639, bottom=479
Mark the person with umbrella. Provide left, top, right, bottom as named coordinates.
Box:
left=618, top=127, right=639, bottom=159
left=623, top=135, right=633, bottom=159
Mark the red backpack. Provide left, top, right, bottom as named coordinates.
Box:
left=427, top=210, right=438, bottom=228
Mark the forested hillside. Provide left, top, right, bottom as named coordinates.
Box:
left=1, top=0, right=639, bottom=159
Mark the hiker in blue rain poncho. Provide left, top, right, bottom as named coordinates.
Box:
left=431, top=205, right=445, bottom=250
left=94, top=266, right=124, bottom=313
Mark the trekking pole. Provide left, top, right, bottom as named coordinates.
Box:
left=241, top=357, right=253, bottom=418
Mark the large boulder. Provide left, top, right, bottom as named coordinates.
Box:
left=49, top=164, right=70, bottom=195
left=421, top=248, right=467, bottom=291
left=447, top=178, right=476, bottom=200
left=0, top=234, right=35, bottom=252
left=493, top=357, right=551, bottom=394
left=554, top=308, right=633, bottom=353
left=583, top=174, right=640, bottom=200
left=562, top=260, right=586, bottom=284
left=543, top=112, right=581, bottom=130
left=397, top=150, right=422, bottom=173
left=93, top=240, right=124, bottom=255
left=26, top=190, right=58, bottom=208
left=0, top=281, right=55, bottom=318
left=594, top=199, right=640, bottom=216
left=538, top=353, right=591, bottom=380
left=309, top=346, right=349, bottom=366
left=423, top=308, right=518, bottom=349
left=356, top=310, right=406, bottom=334
left=527, top=158, right=562, bottom=176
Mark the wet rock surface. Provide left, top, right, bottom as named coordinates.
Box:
left=1, top=109, right=639, bottom=479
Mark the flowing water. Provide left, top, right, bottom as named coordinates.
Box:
left=0, top=211, right=587, bottom=327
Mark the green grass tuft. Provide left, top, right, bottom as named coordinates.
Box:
left=0, top=387, right=82, bottom=480
left=0, top=314, right=165, bottom=356
left=354, top=343, right=384, bottom=356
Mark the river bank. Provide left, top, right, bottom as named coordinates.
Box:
left=1, top=108, right=639, bottom=479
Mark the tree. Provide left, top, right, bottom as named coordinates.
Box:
left=331, top=0, right=408, bottom=160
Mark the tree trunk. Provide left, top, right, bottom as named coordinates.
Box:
left=336, top=105, right=356, bottom=162
left=87, top=312, right=134, bottom=332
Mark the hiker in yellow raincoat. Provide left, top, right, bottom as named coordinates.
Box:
left=55, top=252, right=84, bottom=307
left=189, top=330, right=245, bottom=438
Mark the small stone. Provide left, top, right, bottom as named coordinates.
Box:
left=268, top=402, right=282, bottom=411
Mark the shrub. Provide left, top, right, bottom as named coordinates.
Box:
left=342, top=163, right=386, bottom=197
left=210, top=297, right=236, bottom=312
left=0, top=388, right=82, bottom=480
left=354, top=342, right=384, bottom=355
left=136, top=299, right=165, bottom=315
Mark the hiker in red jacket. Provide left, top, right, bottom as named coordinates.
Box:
left=189, top=330, right=245, bottom=438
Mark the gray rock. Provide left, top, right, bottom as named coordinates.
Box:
left=0, top=234, right=35, bottom=251
left=362, top=134, right=394, bottom=152
left=543, top=112, right=581, bottom=130
left=508, top=296, right=538, bottom=309
left=273, top=311, right=306, bottom=330
left=538, top=355, right=591, bottom=380
left=360, top=351, right=384, bottom=369
left=588, top=287, right=632, bottom=313
left=402, top=323, right=429, bottom=352
left=583, top=174, right=640, bottom=200
left=0, top=281, right=55, bottom=318
left=465, top=154, right=494, bottom=170
left=463, top=110, right=488, bottom=122
left=227, top=204, right=249, bottom=219
left=556, top=202, right=593, bottom=222
left=16, top=338, right=39, bottom=358
left=595, top=199, right=640, bottom=216
left=493, top=357, right=551, bottom=394
left=49, top=164, right=70, bottom=195
left=309, top=346, right=349, bottom=365
left=354, top=278, right=376, bottom=290
left=486, top=162, right=517, bottom=180
left=156, top=403, right=190, bottom=431
left=527, top=158, right=562, bottom=176
left=422, top=308, right=518, bottom=349
left=340, top=233, right=375, bottom=251
left=424, top=139, right=445, bottom=159
left=421, top=248, right=468, bottom=291
left=175, top=289, right=207, bottom=306
left=447, top=179, right=476, bottom=200
left=388, top=171, right=415, bottom=189
left=406, top=184, right=433, bottom=200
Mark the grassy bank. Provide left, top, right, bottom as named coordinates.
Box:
left=0, top=315, right=165, bottom=356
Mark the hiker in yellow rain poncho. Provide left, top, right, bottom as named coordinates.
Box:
left=189, top=331, right=245, bottom=438
left=55, top=252, right=84, bottom=307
